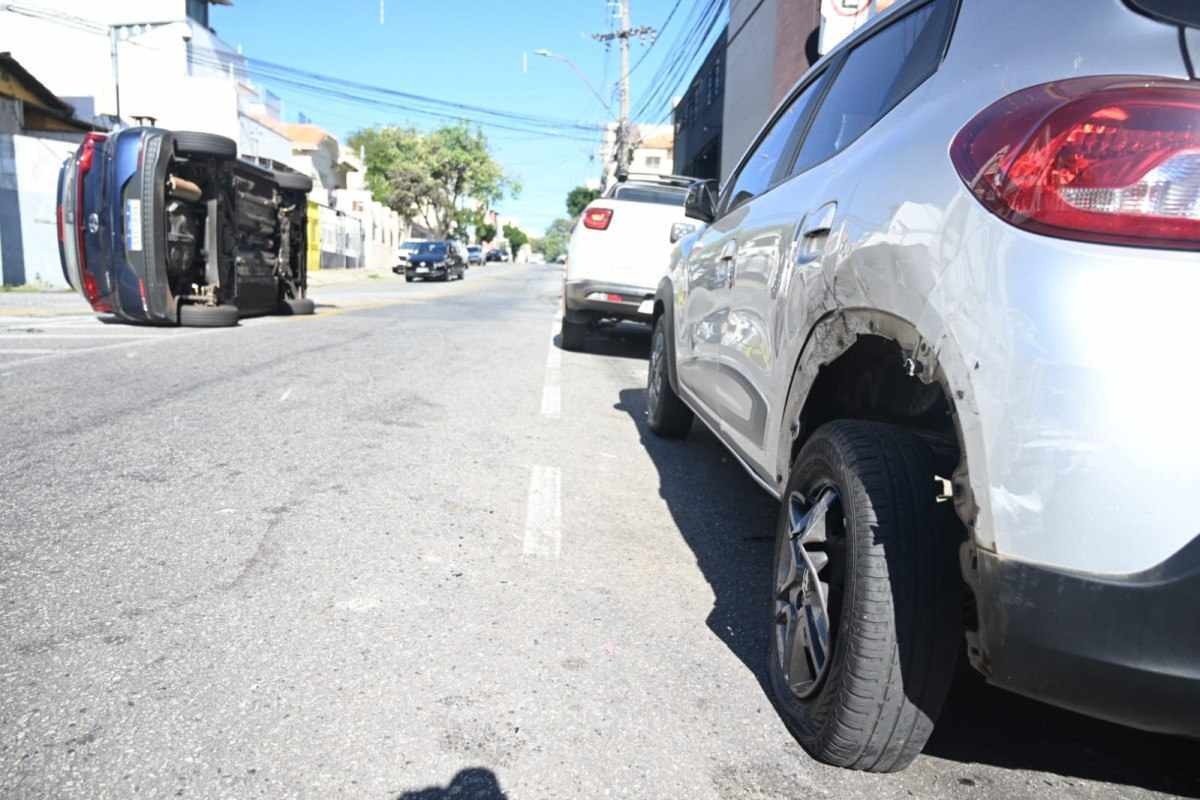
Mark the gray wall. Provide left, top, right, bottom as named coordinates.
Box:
left=721, top=0, right=779, bottom=183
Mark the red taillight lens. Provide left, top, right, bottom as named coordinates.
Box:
left=583, top=207, right=613, bottom=230
left=76, top=132, right=108, bottom=310
left=56, top=203, right=64, bottom=242
left=951, top=76, right=1200, bottom=250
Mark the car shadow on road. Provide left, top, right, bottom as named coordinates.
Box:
left=616, top=386, right=1200, bottom=796
left=927, top=668, right=1200, bottom=796
left=393, top=767, right=508, bottom=799
left=554, top=322, right=652, bottom=360
left=615, top=387, right=779, bottom=693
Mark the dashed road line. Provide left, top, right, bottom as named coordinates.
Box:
left=522, top=464, right=562, bottom=559
left=540, top=308, right=564, bottom=418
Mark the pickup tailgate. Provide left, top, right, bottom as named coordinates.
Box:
left=567, top=198, right=689, bottom=289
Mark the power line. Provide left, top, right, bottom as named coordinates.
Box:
left=5, top=3, right=606, bottom=141
left=630, top=0, right=726, bottom=122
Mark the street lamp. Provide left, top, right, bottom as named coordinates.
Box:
left=533, top=49, right=613, bottom=116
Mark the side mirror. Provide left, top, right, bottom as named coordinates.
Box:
left=684, top=180, right=718, bottom=224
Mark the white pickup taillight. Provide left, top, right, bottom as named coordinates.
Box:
left=583, top=207, right=613, bottom=230
left=951, top=76, right=1200, bottom=250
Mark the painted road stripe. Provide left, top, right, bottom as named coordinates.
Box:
left=522, top=464, right=562, bottom=559
left=540, top=311, right=562, bottom=419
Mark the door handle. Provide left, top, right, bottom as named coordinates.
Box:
left=800, top=202, right=837, bottom=239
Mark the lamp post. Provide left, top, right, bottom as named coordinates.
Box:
left=532, top=49, right=612, bottom=116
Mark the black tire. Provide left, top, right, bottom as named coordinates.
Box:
left=173, top=131, right=237, bottom=159
left=405, top=275, right=414, bottom=283
left=646, top=315, right=693, bottom=438
left=178, top=303, right=239, bottom=327
left=560, top=317, right=587, bottom=352
left=770, top=421, right=960, bottom=772
left=272, top=170, right=313, bottom=193
left=278, top=297, right=315, bottom=316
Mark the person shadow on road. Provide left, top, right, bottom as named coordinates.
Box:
left=394, top=767, right=508, bottom=800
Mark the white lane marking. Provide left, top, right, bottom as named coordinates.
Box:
left=540, top=311, right=562, bottom=419
left=279, top=387, right=293, bottom=402
left=0, top=348, right=59, bottom=355
left=522, top=465, right=562, bottom=559
left=0, top=330, right=211, bottom=372
left=0, top=332, right=156, bottom=339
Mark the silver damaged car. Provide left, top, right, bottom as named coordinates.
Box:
left=647, top=0, right=1200, bottom=773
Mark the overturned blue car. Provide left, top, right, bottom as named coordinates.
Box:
left=57, top=127, right=313, bottom=326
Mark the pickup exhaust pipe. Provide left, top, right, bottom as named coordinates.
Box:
left=167, top=175, right=203, bottom=203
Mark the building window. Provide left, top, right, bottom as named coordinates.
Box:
left=186, top=0, right=209, bottom=27
left=645, top=156, right=662, bottom=168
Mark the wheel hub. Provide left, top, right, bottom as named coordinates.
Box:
left=775, top=487, right=840, bottom=698
left=647, top=328, right=664, bottom=413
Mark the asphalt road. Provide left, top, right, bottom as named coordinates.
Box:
left=1, top=262, right=1197, bottom=799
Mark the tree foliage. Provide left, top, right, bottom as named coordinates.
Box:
left=347, top=124, right=519, bottom=237
left=476, top=222, right=497, bottom=243
left=503, top=223, right=529, bottom=258
left=538, top=218, right=574, bottom=261
left=566, top=185, right=601, bottom=217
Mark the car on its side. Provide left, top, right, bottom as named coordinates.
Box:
left=647, top=0, right=1200, bottom=773
left=57, top=127, right=313, bottom=326
left=466, top=245, right=484, bottom=266
left=393, top=238, right=427, bottom=275
left=560, top=174, right=701, bottom=351
left=405, top=240, right=467, bottom=282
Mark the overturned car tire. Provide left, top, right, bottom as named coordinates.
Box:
left=272, top=170, right=314, bottom=194
left=179, top=303, right=239, bottom=328
left=173, top=131, right=237, bottom=160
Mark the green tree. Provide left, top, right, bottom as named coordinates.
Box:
left=476, top=222, right=497, bottom=243
left=566, top=185, right=601, bottom=217
left=503, top=223, right=529, bottom=258
left=347, top=124, right=519, bottom=237
left=539, top=218, right=573, bottom=261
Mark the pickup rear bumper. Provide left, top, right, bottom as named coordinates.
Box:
left=564, top=280, right=655, bottom=322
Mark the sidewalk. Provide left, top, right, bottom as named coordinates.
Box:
left=307, top=266, right=393, bottom=288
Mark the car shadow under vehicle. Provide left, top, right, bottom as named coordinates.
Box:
left=926, top=667, right=1200, bottom=796
left=554, top=321, right=651, bottom=360
left=616, top=386, right=1200, bottom=794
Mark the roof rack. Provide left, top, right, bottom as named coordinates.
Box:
left=614, top=171, right=705, bottom=188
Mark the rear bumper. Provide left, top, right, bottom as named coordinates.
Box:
left=564, top=280, right=655, bottom=322
left=974, top=537, right=1200, bottom=738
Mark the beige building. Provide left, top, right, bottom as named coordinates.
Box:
left=599, top=122, right=675, bottom=185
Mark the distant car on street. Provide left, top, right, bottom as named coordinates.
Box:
left=560, top=174, right=697, bottom=350
left=485, top=248, right=509, bottom=263
left=405, top=240, right=467, bottom=282
left=466, top=245, right=484, bottom=266
left=394, top=238, right=428, bottom=275
left=57, top=127, right=312, bottom=326
left=647, top=0, right=1200, bottom=773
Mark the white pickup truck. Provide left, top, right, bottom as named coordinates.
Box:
left=561, top=175, right=706, bottom=351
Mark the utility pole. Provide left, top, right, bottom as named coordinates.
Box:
left=109, top=26, right=122, bottom=121
left=592, top=0, right=654, bottom=181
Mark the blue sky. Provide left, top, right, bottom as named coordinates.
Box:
left=211, top=0, right=687, bottom=234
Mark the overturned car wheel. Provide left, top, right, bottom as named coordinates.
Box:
left=172, top=131, right=237, bottom=160
left=179, top=303, right=239, bottom=328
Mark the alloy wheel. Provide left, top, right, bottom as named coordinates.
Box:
left=775, top=486, right=843, bottom=699
left=647, top=326, right=665, bottom=416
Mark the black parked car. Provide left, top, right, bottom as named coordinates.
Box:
left=405, top=240, right=467, bottom=282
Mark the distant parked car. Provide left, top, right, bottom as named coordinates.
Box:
left=393, top=238, right=428, bottom=275
left=647, top=0, right=1200, bottom=773
left=485, top=248, right=509, bottom=263
left=466, top=245, right=484, bottom=266
left=560, top=174, right=697, bottom=350
left=57, top=127, right=312, bottom=326
left=405, top=240, right=467, bottom=282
